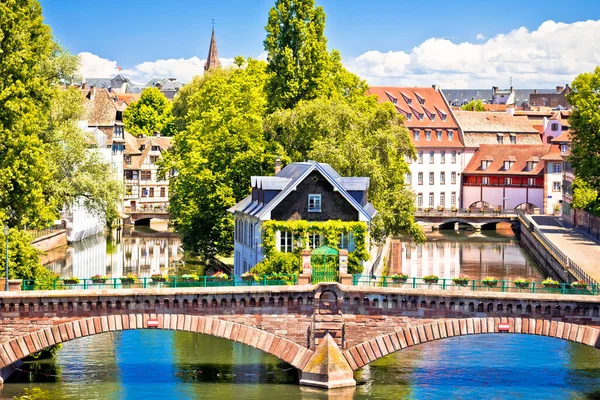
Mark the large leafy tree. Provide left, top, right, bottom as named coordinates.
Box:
left=123, top=87, right=174, bottom=136
left=265, top=97, right=425, bottom=242
left=164, top=58, right=285, bottom=259
left=264, top=0, right=366, bottom=110
left=568, top=67, right=600, bottom=201
left=460, top=99, right=485, bottom=111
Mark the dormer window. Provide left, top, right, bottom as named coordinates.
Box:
left=481, top=157, right=493, bottom=170
left=561, top=144, right=569, bottom=154
left=431, top=114, right=436, bottom=121
left=436, top=130, right=442, bottom=141
left=448, top=130, right=453, bottom=141
left=114, top=126, right=123, bottom=138
left=441, top=114, right=447, bottom=121
left=497, top=134, right=504, bottom=144
left=419, top=114, right=424, bottom=121
left=407, top=98, right=412, bottom=105
left=425, top=131, right=431, bottom=141
left=510, top=135, right=517, bottom=144
left=503, top=160, right=515, bottom=170
left=406, top=113, right=412, bottom=121
left=151, top=146, right=160, bottom=151
left=308, top=194, right=321, bottom=212
left=414, top=130, right=420, bottom=140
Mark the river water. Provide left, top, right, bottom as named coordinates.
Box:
left=7, top=226, right=596, bottom=398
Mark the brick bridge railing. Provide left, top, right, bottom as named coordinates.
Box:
left=0, top=283, right=599, bottom=389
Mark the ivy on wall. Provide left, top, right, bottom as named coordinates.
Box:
left=251, top=220, right=370, bottom=275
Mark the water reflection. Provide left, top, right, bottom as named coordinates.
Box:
left=390, top=229, right=545, bottom=281
left=43, top=223, right=183, bottom=278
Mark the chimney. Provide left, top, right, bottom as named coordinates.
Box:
left=89, top=86, right=96, bottom=100
left=492, top=86, right=498, bottom=95
left=556, top=85, right=564, bottom=93
left=81, top=82, right=87, bottom=89
left=274, top=156, right=282, bottom=175
left=432, top=84, right=439, bottom=91
left=153, top=132, right=161, bottom=137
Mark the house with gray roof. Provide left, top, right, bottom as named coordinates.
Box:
left=228, top=160, right=377, bottom=274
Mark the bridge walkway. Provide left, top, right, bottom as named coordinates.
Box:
left=531, top=216, right=600, bottom=283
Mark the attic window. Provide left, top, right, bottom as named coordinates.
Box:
left=308, top=194, right=321, bottom=212
left=425, top=130, right=431, bottom=141
left=430, top=114, right=436, bottom=121
left=414, top=130, right=420, bottom=140
left=419, top=114, right=424, bottom=122
left=503, top=160, right=514, bottom=170
left=406, top=113, right=412, bottom=121
left=448, top=130, right=453, bottom=141
left=436, top=130, right=442, bottom=141
left=312, top=176, right=319, bottom=182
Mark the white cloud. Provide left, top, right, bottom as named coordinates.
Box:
left=476, top=33, right=486, bottom=41
left=79, top=52, right=235, bottom=85
left=345, top=19, right=600, bottom=88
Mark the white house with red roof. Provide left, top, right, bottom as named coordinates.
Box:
left=366, top=85, right=465, bottom=210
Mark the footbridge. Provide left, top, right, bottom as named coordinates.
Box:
left=0, top=283, right=599, bottom=389
left=414, top=210, right=519, bottom=231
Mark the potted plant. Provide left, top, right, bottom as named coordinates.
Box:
left=91, top=274, right=107, bottom=284
left=542, top=277, right=559, bottom=288
left=151, top=274, right=167, bottom=283
left=63, top=277, right=80, bottom=285
left=451, top=206, right=458, bottom=213
left=241, top=272, right=258, bottom=282
left=211, top=271, right=229, bottom=281
left=479, top=208, right=485, bottom=215
left=182, top=274, right=199, bottom=283
left=494, top=206, right=502, bottom=214
left=423, top=207, right=431, bottom=213
left=437, top=206, right=445, bottom=213
left=120, top=274, right=136, bottom=284
left=553, top=204, right=561, bottom=216
left=452, top=276, right=470, bottom=287
left=571, top=281, right=588, bottom=290
left=482, top=277, right=498, bottom=287
left=423, top=275, right=439, bottom=285
left=390, top=274, right=408, bottom=284
left=466, top=208, right=472, bottom=214
left=513, top=277, right=531, bottom=289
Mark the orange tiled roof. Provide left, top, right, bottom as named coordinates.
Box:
left=463, top=144, right=554, bottom=175
left=454, top=111, right=539, bottom=134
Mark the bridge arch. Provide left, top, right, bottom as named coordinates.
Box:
left=0, top=314, right=313, bottom=373
left=342, top=317, right=600, bottom=370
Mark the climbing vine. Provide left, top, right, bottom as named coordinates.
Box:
left=252, top=220, right=370, bottom=275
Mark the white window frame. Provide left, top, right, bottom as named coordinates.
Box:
left=428, top=192, right=434, bottom=207
left=436, top=130, right=442, bottom=141
left=451, top=192, right=456, bottom=207
left=553, top=163, right=562, bottom=174
left=429, top=172, right=434, bottom=185
left=279, top=231, right=293, bottom=253
left=417, top=193, right=423, bottom=208
left=451, top=151, right=457, bottom=164
left=418, top=151, right=423, bottom=164
left=451, top=171, right=456, bottom=184
left=429, top=151, right=435, bottom=164
left=440, top=150, right=445, bottom=164
left=553, top=182, right=561, bottom=192
left=440, top=171, right=445, bottom=185
left=309, top=232, right=322, bottom=249
left=481, top=177, right=489, bottom=184
left=418, top=172, right=423, bottom=185
left=308, top=194, right=322, bottom=212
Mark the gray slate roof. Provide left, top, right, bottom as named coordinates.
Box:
left=442, top=89, right=556, bottom=106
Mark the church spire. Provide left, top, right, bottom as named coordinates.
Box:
left=204, top=22, right=221, bottom=72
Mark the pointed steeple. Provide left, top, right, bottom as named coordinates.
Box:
left=204, top=23, right=221, bottom=72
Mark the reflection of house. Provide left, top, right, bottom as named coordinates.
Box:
left=529, top=85, right=572, bottom=109
left=228, top=161, right=377, bottom=275
left=123, top=132, right=172, bottom=214
left=367, top=86, right=465, bottom=210
left=462, top=144, right=560, bottom=213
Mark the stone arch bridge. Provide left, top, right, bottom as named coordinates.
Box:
left=0, top=283, right=598, bottom=389
left=414, top=211, right=518, bottom=231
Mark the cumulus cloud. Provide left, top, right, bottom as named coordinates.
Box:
left=346, top=19, right=600, bottom=88
left=476, top=33, right=486, bottom=40
left=79, top=52, right=235, bottom=85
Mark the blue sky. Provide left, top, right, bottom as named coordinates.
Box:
left=39, top=0, right=600, bottom=88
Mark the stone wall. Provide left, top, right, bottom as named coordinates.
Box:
left=31, top=230, right=67, bottom=252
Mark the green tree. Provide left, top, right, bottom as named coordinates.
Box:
left=568, top=67, right=600, bottom=193
left=124, top=87, right=174, bottom=136
left=264, top=0, right=366, bottom=110
left=164, top=59, right=285, bottom=259
left=571, top=178, right=599, bottom=213
left=265, top=97, right=425, bottom=242
left=460, top=99, right=486, bottom=111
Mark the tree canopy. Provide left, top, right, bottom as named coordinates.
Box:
left=123, top=87, right=174, bottom=136
left=164, top=59, right=285, bottom=259
left=460, top=99, right=486, bottom=111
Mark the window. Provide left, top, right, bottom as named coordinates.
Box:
left=414, top=130, right=420, bottom=141
left=406, top=113, right=412, bottom=121
left=526, top=161, right=534, bottom=171
left=406, top=173, right=412, bottom=185
left=553, top=163, right=562, bottom=173
left=451, top=192, right=456, bottom=207
left=149, top=188, right=154, bottom=197
left=436, top=130, right=442, bottom=141
left=151, top=146, right=160, bottom=151
left=481, top=160, right=491, bottom=170
left=279, top=231, right=293, bottom=253
left=440, top=172, right=445, bottom=185
left=114, top=126, right=123, bottom=138
left=448, top=130, right=453, bottom=141
left=141, top=170, right=151, bottom=180
left=419, top=114, right=424, bottom=121
left=440, top=192, right=445, bottom=207
left=481, top=177, right=489, bottom=184
left=417, top=193, right=423, bottom=208
left=141, top=188, right=148, bottom=197
left=510, top=135, right=516, bottom=144
left=504, top=177, right=512, bottom=185
left=160, top=187, right=166, bottom=197
left=451, top=151, right=456, bottom=164
left=418, top=172, right=423, bottom=185
left=497, top=134, right=504, bottom=144
left=440, top=150, right=445, bottom=164
left=451, top=171, right=456, bottom=184
left=528, top=178, right=535, bottom=186
left=418, top=151, right=423, bottom=164
left=551, top=123, right=559, bottom=131
left=425, top=131, right=431, bottom=141
left=546, top=136, right=554, bottom=144
left=428, top=192, right=434, bottom=207
left=553, top=182, right=561, bottom=192
left=308, top=194, right=322, bottom=212
left=429, top=172, right=434, bottom=185
left=139, top=145, right=146, bottom=151
left=503, top=161, right=514, bottom=170
left=149, top=155, right=159, bottom=163
left=560, top=144, right=569, bottom=154
left=309, top=232, right=322, bottom=249
left=338, top=232, right=352, bottom=250
left=132, top=171, right=139, bottom=180
left=406, top=155, right=413, bottom=164
left=125, top=156, right=131, bottom=165
left=429, top=151, right=435, bottom=164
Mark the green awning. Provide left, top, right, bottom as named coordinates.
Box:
left=311, top=245, right=339, bottom=256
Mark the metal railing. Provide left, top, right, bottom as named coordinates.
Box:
left=22, top=275, right=298, bottom=291
left=352, top=275, right=600, bottom=295
left=27, top=224, right=66, bottom=240
left=516, top=210, right=597, bottom=285
left=414, top=208, right=517, bottom=217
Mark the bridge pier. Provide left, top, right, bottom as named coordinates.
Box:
left=299, top=334, right=356, bottom=389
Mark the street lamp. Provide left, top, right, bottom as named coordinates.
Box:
left=3, top=225, right=9, bottom=291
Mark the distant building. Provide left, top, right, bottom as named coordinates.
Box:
left=145, top=77, right=183, bottom=100
left=443, top=89, right=555, bottom=108
left=492, top=86, right=515, bottom=105
left=529, top=85, right=572, bottom=109
left=83, top=74, right=143, bottom=94
left=366, top=85, right=465, bottom=211
left=228, top=161, right=377, bottom=275
left=123, top=132, right=172, bottom=216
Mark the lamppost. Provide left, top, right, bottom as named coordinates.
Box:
left=3, top=225, right=9, bottom=291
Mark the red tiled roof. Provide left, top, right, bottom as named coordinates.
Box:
left=552, top=129, right=572, bottom=143
left=366, top=86, right=462, bottom=148
left=532, top=124, right=544, bottom=134
left=454, top=111, right=539, bottom=134
left=541, top=144, right=564, bottom=161
left=463, top=144, right=553, bottom=175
